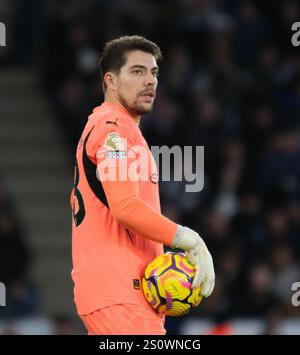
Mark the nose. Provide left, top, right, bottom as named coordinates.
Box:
left=144, top=71, right=157, bottom=87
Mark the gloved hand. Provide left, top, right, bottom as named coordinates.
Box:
left=171, top=226, right=215, bottom=297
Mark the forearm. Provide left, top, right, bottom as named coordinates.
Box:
left=101, top=179, right=177, bottom=245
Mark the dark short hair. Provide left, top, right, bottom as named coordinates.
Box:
left=100, top=35, right=162, bottom=91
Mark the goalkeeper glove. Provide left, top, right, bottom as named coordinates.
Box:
left=171, top=226, right=215, bottom=297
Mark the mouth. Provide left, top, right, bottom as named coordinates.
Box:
left=140, top=91, right=155, bottom=102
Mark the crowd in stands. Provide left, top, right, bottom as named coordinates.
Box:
left=0, top=175, right=38, bottom=320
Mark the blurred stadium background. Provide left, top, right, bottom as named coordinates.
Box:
left=0, top=0, right=299, bottom=335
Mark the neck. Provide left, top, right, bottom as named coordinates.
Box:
left=104, top=93, right=141, bottom=125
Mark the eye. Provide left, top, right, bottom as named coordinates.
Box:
left=133, top=69, right=143, bottom=75
left=153, top=71, right=159, bottom=78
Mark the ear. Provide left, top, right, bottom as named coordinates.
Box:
left=104, top=72, right=117, bottom=91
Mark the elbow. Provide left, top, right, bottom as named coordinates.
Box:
left=110, top=197, right=136, bottom=227
left=110, top=207, right=131, bottom=229
left=110, top=207, right=125, bottom=224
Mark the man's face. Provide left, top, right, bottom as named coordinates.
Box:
left=112, top=50, right=159, bottom=117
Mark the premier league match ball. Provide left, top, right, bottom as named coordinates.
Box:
left=142, top=252, right=202, bottom=316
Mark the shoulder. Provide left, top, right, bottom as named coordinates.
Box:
left=92, top=106, right=136, bottom=141
left=85, top=107, right=137, bottom=158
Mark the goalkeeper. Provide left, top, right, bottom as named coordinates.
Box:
left=71, top=35, right=215, bottom=335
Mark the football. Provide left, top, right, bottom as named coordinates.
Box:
left=142, top=252, right=202, bottom=316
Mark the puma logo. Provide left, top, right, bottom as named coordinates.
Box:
left=106, top=118, right=118, bottom=127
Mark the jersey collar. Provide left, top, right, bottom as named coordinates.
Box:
left=94, top=102, right=140, bottom=126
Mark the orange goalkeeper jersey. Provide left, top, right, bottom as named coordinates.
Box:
left=71, top=102, right=177, bottom=315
